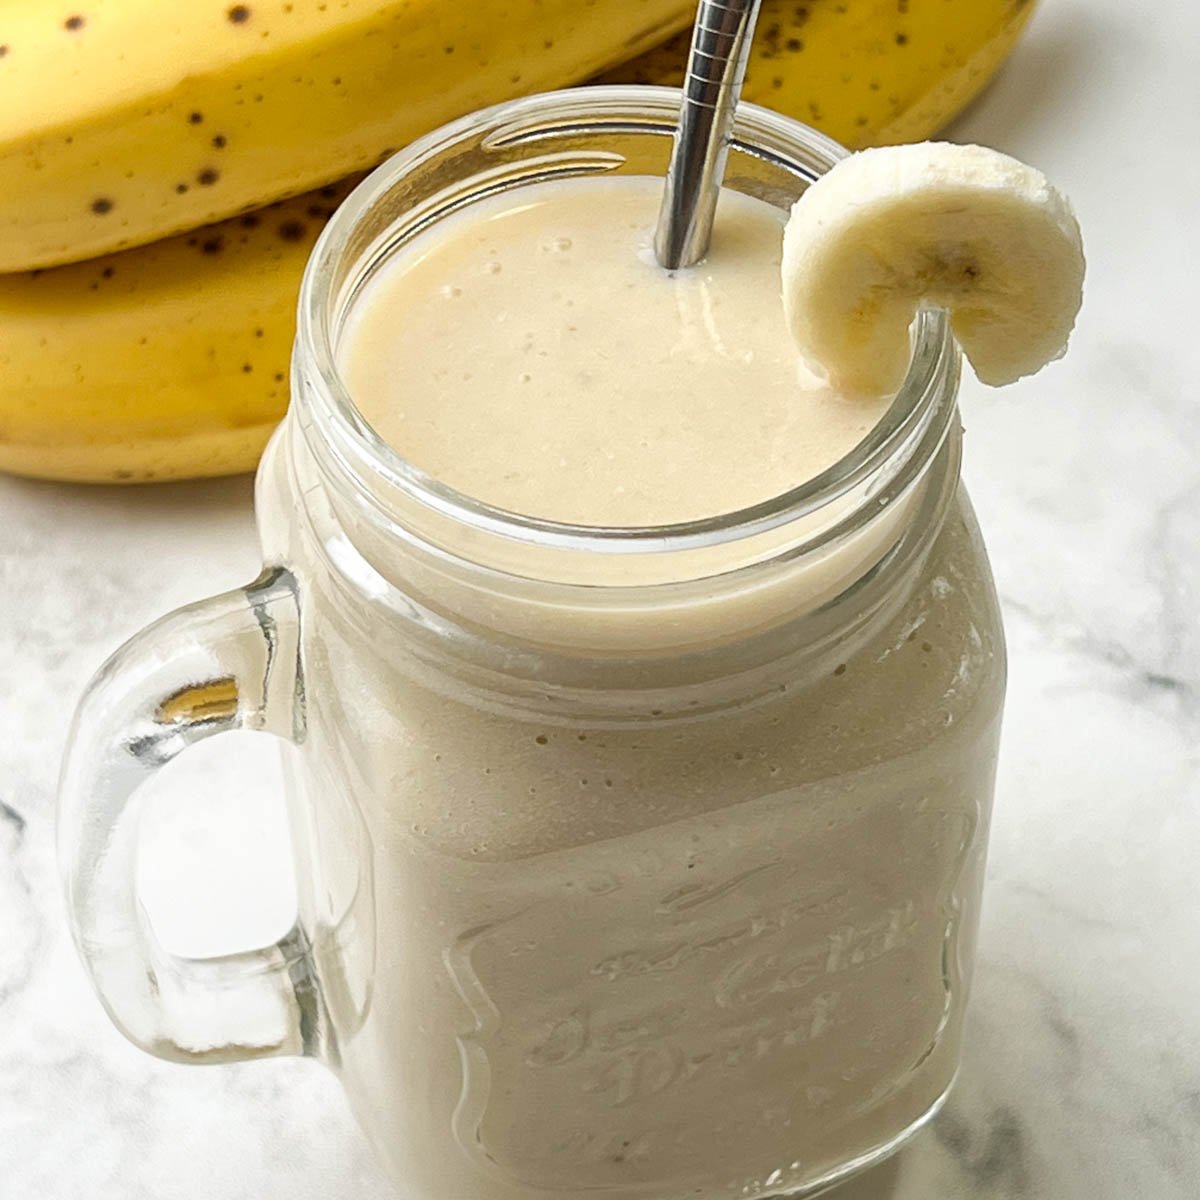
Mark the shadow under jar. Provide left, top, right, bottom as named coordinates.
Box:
left=60, top=88, right=1006, bottom=1200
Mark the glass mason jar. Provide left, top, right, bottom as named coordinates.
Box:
left=59, top=88, right=1005, bottom=1200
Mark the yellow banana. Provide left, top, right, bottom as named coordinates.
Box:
left=0, top=180, right=355, bottom=483
left=601, top=0, right=1036, bottom=150
left=0, top=0, right=692, bottom=271
left=0, top=0, right=1038, bottom=485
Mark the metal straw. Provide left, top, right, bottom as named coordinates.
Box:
left=654, top=0, right=763, bottom=270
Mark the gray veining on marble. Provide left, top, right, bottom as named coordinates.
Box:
left=2, top=0, right=1199, bottom=1196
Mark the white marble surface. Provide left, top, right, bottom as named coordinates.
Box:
left=2, top=0, right=1199, bottom=1195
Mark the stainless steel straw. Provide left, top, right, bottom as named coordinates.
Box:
left=654, top=0, right=763, bottom=270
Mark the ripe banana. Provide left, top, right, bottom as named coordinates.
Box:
left=601, top=0, right=1037, bottom=151
left=781, top=142, right=1085, bottom=396
left=0, top=180, right=355, bottom=483
left=0, top=0, right=693, bottom=271
left=0, top=0, right=1043, bottom=484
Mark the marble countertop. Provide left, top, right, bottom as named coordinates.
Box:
left=2, top=0, right=1198, bottom=1196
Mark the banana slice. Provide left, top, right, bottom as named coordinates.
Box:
left=781, top=141, right=1085, bottom=395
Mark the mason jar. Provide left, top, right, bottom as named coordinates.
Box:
left=60, top=87, right=1006, bottom=1200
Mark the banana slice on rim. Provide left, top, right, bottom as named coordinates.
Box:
left=781, top=141, right=1085, bottom=396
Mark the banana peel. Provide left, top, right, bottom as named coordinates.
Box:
left=0, top=181, right=355, bottom=483
left=0, top=0, right=1038, bottom=484
left=0, top=0, right=693, bottom=271
left=601, top=0, right=1037, bottom=150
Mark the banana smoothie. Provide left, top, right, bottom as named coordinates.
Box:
left=279, top=171, right=1004, bottom=1200
left=58, top=84, right=1084, bottom=1200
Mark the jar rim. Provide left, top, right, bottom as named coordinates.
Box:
left=295, top=85, right=959, bottom=562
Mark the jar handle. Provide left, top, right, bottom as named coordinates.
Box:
left=57, top=567, right=331, bottom=1064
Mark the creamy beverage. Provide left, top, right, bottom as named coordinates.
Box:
left=62, top=90, right=1087, bottom=1200
left=286, top=174, right=1003, bottom=1198
left=342, top=177, right=890, bottom=527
